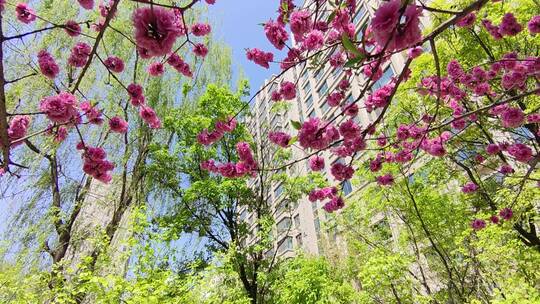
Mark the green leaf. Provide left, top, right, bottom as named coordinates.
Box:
left=291, top=120, right=302, bottom=130
left=341, top=34, right=362, bottom=57
left=327, top=11, right=336, bottom=23
left=289, top=136, right=298, bottom=145
left=344, top=56, right=364, bottom=68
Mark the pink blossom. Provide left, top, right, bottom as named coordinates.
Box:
left=82, top=146, right=114, bottom=183
left=280, top=48, right=302, bottom=70
left=462, top=181, right=478, bottom=194
left=268, top=131, right=291, bottom=148
left=99, top=0, right=116, bottom=18
left=279, top=81, right=296, bottom=100
left=40, top=92, right=79, bottom=124
left=341, top=103, right=358, bottom=117
left=370, top=0, right=422, bottom=51
left=527, top=113, right=540, bottom=123
left=309, top=155, right=325, bottom=171
left=471, top=219, right=486, bottom=230
left=298, top=118, right=340, bottom=150
left=127, top=83, right=145, bottom=106
left=331, top=163, right=354, bottom=181
left=330, top=52, right=345, bottom=68
left=499, top=207, right=513, bottom=220
left=376, top=174, right=394, bottom=186
left=109, top=116, right=128, bottom=133
left=53, top=127, right=68, bottom=143
left=236, top=142, right=254, bottom=162
left=499, top=164, right=514, bottom=175
left=501, top=107, right=524, bottom=128
left=327, top=91, right=344, bottom=107
left=77, top=0, right=94, bottom=9
left=482, top=19, right=503, bottom=40
left=139, top=105, right=161, bottom=129
left=490, top=215, right=500, bottom=224
left=447, top=60, right=464, bottom=81
left=499, top=13, right=522, bottom=36
left=289, top=10, right=312, bottom=39
left=148, top=62, right=165, bottom=76
left=246, top=48, right=274, bottom=69
left=64, top=20, right=81, bottom=37
left=507, top=143, right=533, bottom=163
left=68, top=42, right=92, bottom=67
left=104, top=56, right=125, bottom=73
left=264, top=19, right=288, bottom=50
left=339, top=119, right=360, bottom=140
left=201, top=159, right=218, bottom=172
left=271, top=91, right=282, bottom=102
left=16, top=3, right=36, bottom=24
left=456, top=13, right=476, bottom=28
left=486, top=143, right=500, bottom=155
left=528, top=15, right=540, bottom=34
left=193, top=43, right=209, bottom=57
left=338, top=78, right=350, bottom=91
left=323, top=196, right=345, bottom=213
left=37, top=50, right=59, bottom=79
left=215, top=117, right=237, bottom=133
left=407, top=46, right=424, bottom=59
left=80, top=101, right=103, bottom=125
left=132, top=7, right=181, bottom=57
left=7, top=115, right=30, bottom=147
left=205, top=0, right=215, bottom=4
left=302, top=30, right=324, bottom=51
left=191, top=23, right=211, bottom=37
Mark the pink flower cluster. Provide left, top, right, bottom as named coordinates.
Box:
left=191, top=23, right=211, bottom=37
left=461, top=181, right=479, bottom=194
left=309, top=155, right=325, bottom=171
left=148, top=62, right=165, bottom=76
left=104, top=56, right=125, bottom=73
left=132, top=7, right=183, bottom=58
left=365, top=83, right=394, bottom=112
left=193, top=43, right=209, bottom=57
left=246, top=48, right=274, bottom=69
left=274, top=81, right=296, bottom=100
left=77, top=0, right=94, bottom=10
left=265, top=19, right=288, bottom=50
left=7, top=115, right=31, bottom=148
left=376, top=174, right=394, bottom=186
left=369, top=0, right=422, bottom=51
left=16, top=3, right=36, bottom=24
left=80, top=101, right=103, bottom=125
left=482, top=13, right=523, bottom=40
left=40, top=92, right=80, bottom=124
left=529, top=15, right=540, bottom=34
left=330, top=163, right=354, bottom=181
left=308, top=187, right=344, bottom=213
left=201, top=142, right=258, bottom=178
left=37, top=50, right=59, bottom=79
left=197, top=117, right=237, bottom=146
left=167, top=54, right=193, bottom=77
left=456, top=13, right=476, bottom=28
left=268, top=131, right=291, bottom=148
left=139, top=106, right=161, bottom=129
left=64, top=20, right=82, bottom=37
left=298, top=118, right=339, bottom=150
left=68, top=42, right=92, bottom=68
left=472, top=207, right=514, bottom=231
left=127, top=83, right=145, bottom=106
left=82, top=146, right=115, bottom=183
left=109, top=116, right=128, bottom=133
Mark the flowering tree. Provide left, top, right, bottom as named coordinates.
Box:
left=200, top=0, right=539, bottom=249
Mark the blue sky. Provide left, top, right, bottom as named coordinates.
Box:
left=209, top=0, right=283, bottom=94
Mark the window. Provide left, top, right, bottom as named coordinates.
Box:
left=354, top=5, right=367, bottom=26
left=314, top=218, right=321, bottom=236
left=296, top=234, right=303, bottom=248
left=317, top=81, right=329, bottom=97
left=333, top=65, right=343, bottom=78
left=276, top=200, right=289, bottom=215
left=294, top=214, right=300, bottom=229
left=512, top=127, right=534, bottom=143
left=373, top=67, right=395, bottom=90
left=277, top=217, right=292, bottom=234
left=240, top=210, right=247, bottom=221
left=321, top=99, right=330, bottom=114
left=274, top=183, right=283, bottom=198
left=278, top=236, right=293, bottom=253
left=305, top=95, right=314, bottom=110
left=301, top=68, right=308, bottom=82
left=296, top=99, right=304, bottom=122
left=314, top=69, right=324, bottom=82
left=303, top=80, right=312, bottom=94
left=343, top=180, right=353, bottom=196
left=308, top=109, right=316, bottom=118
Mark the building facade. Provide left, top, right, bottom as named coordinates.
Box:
left=242, top=0, right=408, bottom=259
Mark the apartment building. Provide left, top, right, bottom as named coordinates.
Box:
left=241, top=0, right=409, bottom=259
